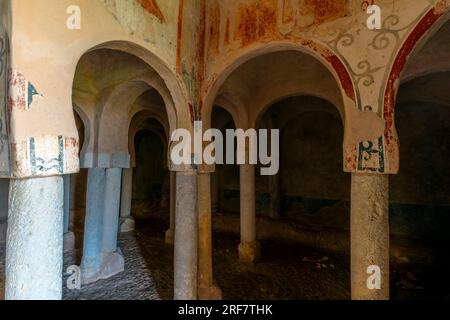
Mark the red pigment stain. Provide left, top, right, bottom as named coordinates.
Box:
left=237, top=3, right=259, bottom=47
left=207, top=1, right=221, bottom=55
left=188, top=103, right=195, bottom=125
left=196, top=0, right=207, bottom=121
left=258, top=0, right=277, bottom=38
left=137, top=0, right=165, bottom=23
left=305, top=0, right=349, bottom=23
left=65, top=137, right=79, bottom=150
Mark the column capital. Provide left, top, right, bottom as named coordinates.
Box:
left=169, top=163, right=197, bottom=174
left=169, top=164, right=216, bottom=174
left=197, top=164, right=215, bottom=174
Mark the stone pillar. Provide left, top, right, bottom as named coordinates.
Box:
left=120, top=168, right=135, bottom=233
left=81, top=168, right=106, bottom=284
left=63, top=175, right=71, bottom=234
left=100, top=168, right=124, bottom=280
left=165, top=171, right=176, bottom=244
left=351, top=174, right=390, bottom=300
left=174, top=171, right=198, bottom=300
left=63, top=175, right=75, bottom=253
left=5, top=176, right=64, bottom=300
left=239, top=164, right=260, bottom=263
left=197, top=172, right=222, bottom=300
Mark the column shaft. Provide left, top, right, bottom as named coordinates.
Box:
left=174, top=172, right=198, bottom=300
left=351, top=173, right=390, bottom=300
left=6, top=176, right=64, bottom=300
left=81, top=168, right=106, bottom=282
left=239, top=164, right=259, bottom=263
left=198, top=173, right=213, bottom=289
left=63, top=175, right=71, bottom=234
left=120, top=168, right=135, bottom=233
left=102, top=168, right=122, bottom=253
left=119, top=168, right=133, bottom=220
left=165, top=171, right=176, bottom=244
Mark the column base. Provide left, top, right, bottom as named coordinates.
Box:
left=198, top=284, right=222, bottom=300
left=82, top=250, right=125, bottom=285
left=238, top=241, right=261, bottom=264
left=64, top=232, right=76, bottom=253
left=120, top=217, right=135, bottom=233
left=165, top=228, right=174, bottom=245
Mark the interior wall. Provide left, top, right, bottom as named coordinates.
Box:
left=132, top=131, right=167, bottom=202
left=390, top=101, right=450, bottom=243
left=214, top=92, right=450, bottom=246
left=214, top=97, right=350, bottom=227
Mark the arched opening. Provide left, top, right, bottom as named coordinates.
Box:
left=390, top=18, right=450, bottom=300
left=207, top=49, right=351, bottom=299
left=64, top=44, right=179, bottom=300
left=67, top=109, right=88, bottom=259
left=211, top=107, right=239, bottom=215
left=133, top=126, right=167, bottom=221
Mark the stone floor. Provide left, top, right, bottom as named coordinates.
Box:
left=62, top=222, right=350, bottom=300
left=1, top=218, right=449, bottom=300
left=63, top=225, right=174, bottom=300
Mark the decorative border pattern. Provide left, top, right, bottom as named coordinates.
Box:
left=8, top=69, right=41, bottom=112
left=12, top=135, right=79, bottom=178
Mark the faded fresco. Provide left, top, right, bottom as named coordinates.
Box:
left=206, top=0, right=349, bottom=56
left=202, top=0, right=450, bottom=175
left=2, top=0, right=450, bottom=178
left=102, top=0, right=179, bottom=62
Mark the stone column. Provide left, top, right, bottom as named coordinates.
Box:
left=197, top=172, right=222, bottom=300
left=100, top=168, right=124, bottom=280
left=165, top=171, right=176, bottom=244
left=81, top=168, right=106, bottom=284
left=63, top=175, right=71, bottom=234
left=239, top=164, right=260, bottom=263
left=5, top=176, right=64, bottom=300
left=120, top=168, right=135, bottom=233
left=351, top=174, right=390, bottom=300
left=63, top=175, right=75, bottom=253
left=174, top=171, right=198, bottom=300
